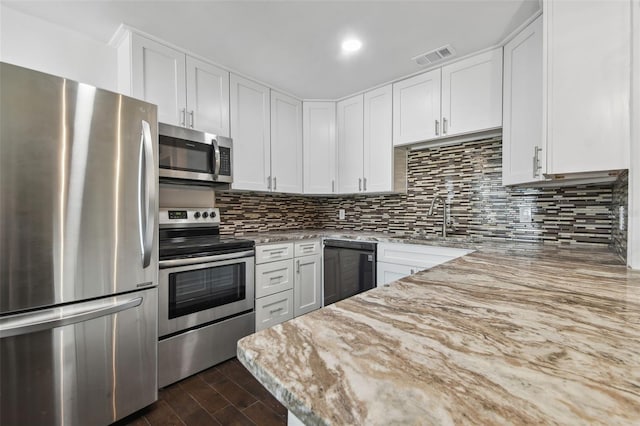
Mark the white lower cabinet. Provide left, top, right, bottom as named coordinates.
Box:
left=255, top=290, right=294, bottom=332
left=376, top=262, right=422, bottom=287
left=293, top=253, right=322, bottom=317
left=255, top=240, right=322, bottom=331
left=376, top=243, right=472, bottom=286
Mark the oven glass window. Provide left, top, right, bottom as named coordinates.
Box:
left=169, top=264, right=246, bottom=319
left=159, top=135, right=212, bottom=174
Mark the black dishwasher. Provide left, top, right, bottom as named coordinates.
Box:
left=323, top=240, right=376, bottom=306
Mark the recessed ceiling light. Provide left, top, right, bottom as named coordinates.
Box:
left=341, top=38, right=362, bottom=53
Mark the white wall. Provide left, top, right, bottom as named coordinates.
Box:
left=0, top=4, right=117, bottom=91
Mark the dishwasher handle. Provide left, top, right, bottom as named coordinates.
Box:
left=323, top=239, right=377, bottom=252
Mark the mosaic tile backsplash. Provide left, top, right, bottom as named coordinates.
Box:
left=215, top=138, right=628, bottom=250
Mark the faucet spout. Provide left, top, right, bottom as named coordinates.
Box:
left=428, top=195, right=448, bottom=238
left=428, top=196, right=442, bottom=216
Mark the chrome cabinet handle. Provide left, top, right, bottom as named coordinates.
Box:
left=296, top=259, right=300, bottom=274
left=435, top=120, right=439, bottom=136
left=443, top=117, right=448, bottom=135
left=139, top=120, right=156, bottom=268
left=273, top=176, right=277, bottom=191
left=332, top=180, right=335, bottom=193
left=363, top=177, right=367, bottom=191
left=358, top=178, right=362, bottom=191
left=0, top=297, right=143, bottom=338
left=189, top=110, right=194, bottom=128
left=267, top=175, right=272, bottom=190
left=180, top=108, right=186, bottom=126
left=533, top=146, right=543, bottom=178
left=269, top=307, right=284, bottom=314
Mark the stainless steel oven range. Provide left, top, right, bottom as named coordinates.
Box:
left=158, top=207, right=255, bottom=387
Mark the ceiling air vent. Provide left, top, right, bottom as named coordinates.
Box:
left=412, top=45, right=456, bottom=66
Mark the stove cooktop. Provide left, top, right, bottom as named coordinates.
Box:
left=159, top=231, right=254, bottom=261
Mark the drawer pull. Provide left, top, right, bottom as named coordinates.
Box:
left=269, top=275, right=284, bottom=282
left=269, top=307, right=284, bottom=314
left=267, top=250, right=284, bottom=255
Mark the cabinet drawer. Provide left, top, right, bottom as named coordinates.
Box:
left=255, top=259, right=294, bottom=298
left=255, top=290, right=294, bottom=332
left=294, top=240, right=321, bottom=257
left=377, top=243, right=472, bottom=268
left=255, top=243, right=294, bottom=264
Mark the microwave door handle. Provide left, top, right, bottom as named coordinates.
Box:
left=211, top=138, right=221, bottom=177
left=139, top=120, right=156, bottom=268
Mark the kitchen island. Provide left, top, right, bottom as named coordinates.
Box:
left=237, top=241, right=640, bottom=425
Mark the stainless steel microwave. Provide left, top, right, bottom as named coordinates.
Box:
left=158, top=123, right=232, bottom=184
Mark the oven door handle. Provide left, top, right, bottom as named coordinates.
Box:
left=211, top=137, right=221, bottom=177
left=159, top=250, right=254, bottom=268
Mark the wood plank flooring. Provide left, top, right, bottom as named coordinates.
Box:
left=115, top=358, right=287, bottom=426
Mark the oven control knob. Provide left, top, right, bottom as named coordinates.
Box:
left=202, top=212, right=209, bottom=218
left=210, top=211, right=217, bottom=218
left=193, top=212, right=201, bottom=219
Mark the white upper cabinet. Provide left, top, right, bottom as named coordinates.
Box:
left=363, top=84, right=393, bottom=193
left=230, top=74, right=271, bottom=191
left=303, top=102, right=337, bottom=194
left=337, top=95, right=364, bottom=193
left=270, top=91, right=303, bottom=193
left=544, top=0, right=630, bottom=175
left=131, top=35, right=186, bottom=127
left=441, top=48, right=503, bottom=137
left=392, top=48, right=502, bottom=146
left=502, top=16, right=544, bottom=186
left=123, top=33, right=230, bottom=135
left=185, top=56, right=229, bottom=136
left=393, top=69, right=441, bottom=145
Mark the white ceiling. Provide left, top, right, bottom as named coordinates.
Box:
left=3, top=0, right=541, bottom=99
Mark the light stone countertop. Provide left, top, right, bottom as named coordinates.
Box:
left=237, top=233, right=640, bottom=425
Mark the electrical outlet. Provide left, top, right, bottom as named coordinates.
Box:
left=338, top=209, right=345, bottom=220
left=620, top=206, right=625, bottom=231
left=519, top=206, right=532, bottom=223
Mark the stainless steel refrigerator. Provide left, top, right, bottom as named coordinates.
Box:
left=0, top=62, right=158, bottom=425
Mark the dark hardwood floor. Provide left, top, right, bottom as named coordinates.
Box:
left=115, top=358, right=287, bottom=426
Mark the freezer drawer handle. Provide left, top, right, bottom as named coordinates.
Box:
left=0, top=297, right=143, bottom=339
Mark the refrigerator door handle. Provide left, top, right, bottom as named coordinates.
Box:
left=0, top=297, right=143, bottom=339
left=139, top=120, right=156, bottom=268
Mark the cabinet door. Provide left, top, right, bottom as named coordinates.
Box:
left=294, top=254, right=322, bottom=317
left=392, top=69, right=441, bottom=145
left=545, top=0, right=630, bottom=174
left=131, top=34, right=186, bottom=126
left=337, top=95, right=364, bottom=194
left=502, top=16, right=544, bottom=186
left=363, top=84, right=393, bottom=193
left=230, top=74, right=271, bottom=191
left=270, top=91, right=303, bottom=194
left=303, top=102, right=336, bottom=194
left=441, top=48, right=503, bottom=137
left=185, top=56, right=229, bottom=136
left=376, top=262, right=419, bottom=286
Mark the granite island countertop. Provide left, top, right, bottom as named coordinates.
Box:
left=237, top=241, right=640, bottom=425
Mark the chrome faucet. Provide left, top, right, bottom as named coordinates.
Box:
left=428, top=195, right=448, bottom=238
